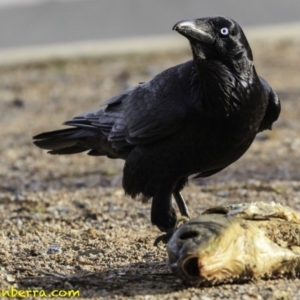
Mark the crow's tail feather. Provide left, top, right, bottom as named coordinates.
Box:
left=33, top=128, right=95, bottom=155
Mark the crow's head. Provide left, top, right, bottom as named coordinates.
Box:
left=173, top=16, right=253, bottom=64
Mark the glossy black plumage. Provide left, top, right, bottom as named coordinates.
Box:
left=33, top=16, right=280, bottom=242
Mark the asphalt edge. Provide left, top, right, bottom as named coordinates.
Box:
left=0, top=22, right=299, bottom=67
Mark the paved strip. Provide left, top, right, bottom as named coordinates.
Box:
left=0, top=22, right=299, bottom=67
left=0, top=0, right=300, bottom=49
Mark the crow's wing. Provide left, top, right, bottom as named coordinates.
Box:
left=258, top=77, right=281, bottom=131
left=123, top=61, right=197, bottom=144
left=67, top=61, right=198, bottom=149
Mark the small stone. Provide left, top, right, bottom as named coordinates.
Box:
left=46, top=244, right=62, bottom=255
left=6, top=274, right=15, bottom=283
left=11, top=98, right=24, bottom=108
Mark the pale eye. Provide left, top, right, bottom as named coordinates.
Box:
left=220, top=27, right=229, bottom=36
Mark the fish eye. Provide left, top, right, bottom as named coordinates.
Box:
left=220, top=27, right=229, bottom=36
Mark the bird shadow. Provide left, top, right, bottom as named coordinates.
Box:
left=18, top=261, right=186, bottom=297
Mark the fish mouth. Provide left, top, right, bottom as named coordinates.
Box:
left=181, top=255, right=200, bottom=279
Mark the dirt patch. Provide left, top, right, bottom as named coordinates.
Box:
left=1, top=37, right=300, bottom=299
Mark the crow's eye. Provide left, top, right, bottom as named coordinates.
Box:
left=220, top=27, right=229, bottom=36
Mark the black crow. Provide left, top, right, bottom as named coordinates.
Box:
left=33, top=16, right=280, bottom=243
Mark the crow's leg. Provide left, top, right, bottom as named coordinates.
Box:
left=173, top=178, right=191, bottom=219
left=151, top=187, right=177, bottom=245
left=173, top=191, right=190, bottom=218
left=151, top=189, right=177, bottom=232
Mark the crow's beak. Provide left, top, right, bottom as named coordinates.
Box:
left=173, top=20, right=214, bottom=44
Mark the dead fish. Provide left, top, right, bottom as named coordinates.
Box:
left=167, top=202, right=300, bottom=286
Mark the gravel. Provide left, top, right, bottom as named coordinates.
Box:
left=0, top=36, right=300, bottom=299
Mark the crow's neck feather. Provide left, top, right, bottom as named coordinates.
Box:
left=193, top=56, right=256, bottom=118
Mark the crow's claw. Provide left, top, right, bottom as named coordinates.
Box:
left=154, top=230, right=174, bottom=246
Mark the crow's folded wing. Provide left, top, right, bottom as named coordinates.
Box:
left=123, top=61, right=197, bottom=144
left=67, top=61, right=198, bottom=149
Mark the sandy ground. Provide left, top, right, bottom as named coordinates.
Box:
left=0, top=36, right=300, bottom=299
